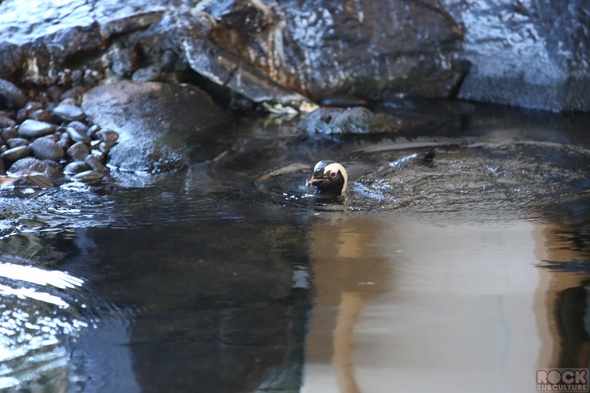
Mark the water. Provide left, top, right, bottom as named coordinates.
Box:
left=1, top=104, right=590, bottom=392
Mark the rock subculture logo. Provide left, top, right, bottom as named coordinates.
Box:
left=537, top=369, right=589, bottom=392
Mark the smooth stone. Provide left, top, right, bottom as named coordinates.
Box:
left=66, top=126, right=90, bottom=144
left=29, top=109, right=54, bottom=123
left=97, top=141, right=109, bottom=153
left=30, top=137, right=65, bottom=162
left=6, top=138, right=29, bottom=148
left=66, top=141, right=89, bottom=162
left=72, top=170, right=104, bottom=183
left=53, top=104, right=86, bottom=122
left=1, top=127, right=17, bottom=142
left=13, top=172, right=53, bottom=188
left=96, top=130, right=119, bottom=146
left=0, top=116, right=15, bottom=128
left=0, top=145, right=6, bottom=154
left=18, top=119, right=57, bottom=138
left=16, top=102, right=43, bottom=123
left=87, top=124, right=101, bottom=138
left=63, top=161, right=90, bottom=175
left=8, top=157, right=59, bottom=179
left=46, top=86, right=64, bottom=102
left=84, top=154, right=106, bottom=173
left=60, top=86, right=88, bottom=101
left=1, top=145, right=30, bottom=161
left=0, top=79, right=26, bottom=110
left=57, top=133, right=71, bottom=150
left=67, top=121, right=89, bottom=134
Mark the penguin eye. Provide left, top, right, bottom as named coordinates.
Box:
left=329, top=171, right=337, bottom=178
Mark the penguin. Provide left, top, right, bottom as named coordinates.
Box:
left=305, top=160, right=348, bottom=196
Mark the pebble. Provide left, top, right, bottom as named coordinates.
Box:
left=87, top=124, right=101, bottom=138
left=66, top=141, right=89, bottom=162
left=53, top=104, right=86, bottom=122
left=1, top=127, right=17, bottom=142
left=72, top=170, right=104, bottom=183
left=18, top=119, right=57, bottom=138
left=0, top=79, right=26, bottom=110
left=16, top=102, right=43, bottom=123
left=6, top=138, right=29, bottom=148
left=0, top=116, right=16, bottom=128
left=68, top=121, right=89, bottom=134
left=66, top=126, right=91, bottom=143
left=84, top=155, right=106, bottom=173
left=63, top=161, right=90, bottom=175
left=96, top=130, right=119, bottom=146
left=1, top=146, right=30, bottom=162
left=29, top=109, right=54, bottom=123
left=46, top=86, right=64, bottom=102
left=57, top=133, right=71, bottom=150
left=29, top=137, right=65, bottom=162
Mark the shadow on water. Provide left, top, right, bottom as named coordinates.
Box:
left=1, top=104, right=590, bottom=391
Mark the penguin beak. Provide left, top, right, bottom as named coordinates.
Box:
left=306, top=171, right=326, bottom=187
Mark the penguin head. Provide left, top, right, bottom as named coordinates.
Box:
left=305, top=160, right=348, bottom=196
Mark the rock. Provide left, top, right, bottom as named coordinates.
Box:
left=6, top=138, right=29, bottom=148
left=60, top=86, right=89, bottom=101
left=18, top=119, right=56, bottom=138
left=298, top=107, right=401, bottom=135
left=72, top=170, right=104, bottom=183
left=16, top=102, right=43, bottom=123
left=57, top=132, right=71, bottom=150
left=29, top=109, right=54, bottom=123
left=0, top=158, right=4, bottom=175
left=0, top=116, right=15, bottom=128
left=132, top=66, right=161, bottom=82
left=8, top=157, right=59, bottom=179
left=66, top=126, right=90, bottom=143
left=84, top=155, right=106, bottom=173
left=82, top=81, right=230, bottom=173
left=46, top=86, right=64, bottom=102
left=29, top=137, right=65, bottom=161
left=0, top=78, right=26, bottom=110
left=67, top=121, right=89, bottom=134
left=12, top=172, right=53, bottom=188
left=63, top=161, right=90, bottom=175
left=95, top=130, right=119, bottom=146
left=1, top=145, right=30, bottom=162
left=53, top=104, right=86, bottom=122
left=1, top=127, right=17, bottom=142
left=87, top=124, right=101, bottom=138
left=66, top=141, right=89, bottom=162
left=318, top=95, right=369, bottom=108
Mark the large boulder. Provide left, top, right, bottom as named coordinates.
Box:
left=82, top=81, right=230, bottom=173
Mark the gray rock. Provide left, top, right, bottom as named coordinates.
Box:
left=84, top=154, right=106, bottom=173
left=0, top=116, right=15, bottom=128
left=87, top=124, right=101, bottom=138
left=132, top=66, right=161, bottom=82
left=96, top=130, right=119, bottom=146
left=63, top=161, right=90, bottom=175
left=0, top=78, right=26, bottom=110
left=1, top=127, right=17, bottom=142
left=6, top=138, right=29, bottom=148
left=29, top=137, right=65, bottom=162
left=53, top=104, right=86, bottom=122
left=71, top=170, right=104, bottom=183
left=82, top=81, right=230, bottom=173
left=66, top=126, right=90, bottom=144
left=67, top=121, right=89, bottom=134
left=66, top=141, right=89, bottom=162
left=8, top=157, right=59, bottom=179
left=18, top=119, right=56, bottom=138
left=57, top=132, right=71, bottom=150
left=299, top=107, right=401, bottom=134
left=1, top=146, right=30, bottom=162
left=16, top=102, right=43, bottom=123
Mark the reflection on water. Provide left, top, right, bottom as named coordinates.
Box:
left=0, top=105, right=589, bottom=391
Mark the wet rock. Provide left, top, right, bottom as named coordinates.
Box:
left=16, top=102, right=43, bottom=123
left=8, top=157, right=59, bottom=179
left=66, top=126, right=90, bottom=144
left=57, top=132, right=71, bottom=150
left=102, top=10, right=166, bottom=37
left=299, top=107, right=401, bottom=135
left=53, top=104, right=86, bottom=122
left=72, top=170, right=104, bottom=183
left=87, top=124, right=101, bottom=139
left=29, top=109, right=54, bottom=123
left=82, top=81, right=230, bottom=173
left=60, top=86, right=89, bottom=101
left=0, top=78, right=26, bottom=110
left=12, top=172, right=53, bottom=189
left=84, top=155, right=106, bottom=173
left=68, top=121, right=89, bottom=134
left=6, top=138, right=29, bottom=148
left=29, top=137, right=65, bottom=162
left=0, top=116, right=15, bottom=128
left=63, top=161, right=90, bottom=175
left=1, top=145, right=30, bottom=162
left=46, top=86, right=64, bottom=102
left=18, top=119, right=56, bottom=138
left=96, top=130, right=119, bottom=146
left=319, top=95, right=369, bottom=108
left=66, top=142, right=89, bottom=162
left=131, top=66, right=161, bottom=82
left=1, top=127, right=17, bottom=142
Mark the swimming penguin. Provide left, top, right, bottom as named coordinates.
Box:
left=305, top=160, right=348, bottom=196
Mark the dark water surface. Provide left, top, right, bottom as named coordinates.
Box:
left=1, top=104, right=590, bottom=392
